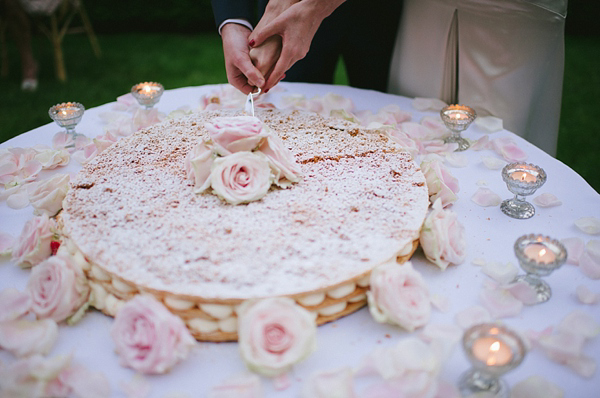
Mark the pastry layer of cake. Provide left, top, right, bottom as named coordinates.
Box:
left=59, top=109, right=429, bottom=341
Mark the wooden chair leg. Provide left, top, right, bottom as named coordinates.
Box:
left=50, top=13, right=66, bottom=82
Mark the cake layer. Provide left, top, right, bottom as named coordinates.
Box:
left=61, top=109, right=428, bottom=303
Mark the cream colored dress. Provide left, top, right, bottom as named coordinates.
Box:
left=388, top=0, right=567, bottom=156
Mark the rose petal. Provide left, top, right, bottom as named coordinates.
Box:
left=575, top=217, right=600, bottom=235
left=476, top=180, right=487, bottom=186
left=419, top=323, right=462, bottom=360
left=474, top=116, right=503, bottom=132
left=209, top=373, right=263, bottom=398
left=0, top=319, right=58, bottom=357
left=430, top=294, right=450, bottom=313
left=566, top=355, right=597, bottom=378
left=587, top=240, right=600, bottom=261
left=504, top=280, right=539, bottom=305
left=0, top=288, right=31, bottom=321
left=511, top=375, right=564, bottom=398
left=0, top=232, right=15, bottom=255
left=576, top=285, right=600, bottom=305
left=301, top=368, right=356, bottom=398
left=479, top=285, right=523, bottom=318
left=481, top=156, right=506, bottom=170
left=533, top=193, right=562, bottom=208
left=561, top=237, right=585, bottom=265
left=412, top=97, right=447, bottom=112
left=481, top=261, right=519, bottom=285
left=444, top=153, right=468, bottom=168
left=538, top=332, right=585, bottom=363
left=6, top=188, right=30, bottom=209
left=470, top=135, right=491, bottom=151
left=579, top=250, right=600, bottom=279
left=454, top=306, right=491, bottom=329
left=491, top=136, right=528, bottom=162
left=59, top=363, right=111, bottom=398
left=434, top=379, right=461, bottom=398
left=471, top=187, right=502, bottom=207
left=120, top=374, right=152, bottom=398
left=471, top=258, right=486, bottom=267
left=557, top=310, right=600, bottom=339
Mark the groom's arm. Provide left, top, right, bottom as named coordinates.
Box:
left=211, top=0, right=255, bottom=32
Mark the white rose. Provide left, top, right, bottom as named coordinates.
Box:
left=367, top=261, right=431, bottom=331
left=210, top=151, right=272, bottom=205
left=205, top=116, right=266, bottom=155
left=420, top=156, right=459, bottom=207
left=29, top=173, right=70, bottom=216
left=238, top=297, right=317, bottom=377
left=12, top=214, right=56, bottom=268
left=185, top=142, right=215, bottom=193
left=27, top=254, right=90, bottom=322
left=257, top=134, right=302, bottom=187
left=420, top=198, right=467, bottom=270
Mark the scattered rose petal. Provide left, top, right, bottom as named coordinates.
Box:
left=412, top=97, right=447, bottom=112
left=526, top=326, right=554, bottom=347
left=419, top=323, right=462, bottom=360
left=576, top=285, right=600, bottom=305
left=471, top=187, right=502, bottom=207
left=491, top=136, right=527, bottom=162
left=561, top=237, right=585, bottom=265
left=0, top=318, right=58, bottom=357
left=479, top=285, right=523, bottom=318
left=454, top=306, right=491, bottom=329
left=52, top=132, right=75, bottom=150
left=566, top=355, right=597, bottom=378
left=444, top=152, right=468, bottom=168
left=511, top=375, right=564, bottom=398
left=6, top=187, right=30, bottom=210
left=587, top=240, right=600, bottom=261
left=504, top=280, right=539, bottom=305
left=273, top=373, right=291, bottom=391
left=120, top=374, right=151, bottom=398
left=579, top=250, right=600, bottom=279
left=533, top=193, right=562, bottom=208
left=474, top=116, right=503, bottom=132
left=538, top=332, right=585, bottom=364
left=557, top=310, right=600, bottom=339
left=482, top=261, right=518, bottom=285
left=28, top=173, right=70, bottom=216
left=574, top=217, right=600, bottom=235
left=0, top=354, right=72, bottom=398
left=301, top=368, right=356, bottom=398
left=470, top=135, right=491, bottom=151
left=34, top=148, right=70, bottom=169
left=476, top=180, right=487, bottom=186
left=209, top=373, right=263, bottom=398
left=481, top=156, right=506, bottom=170
left=471, top=258, right=486, bottom=267
left=72, top=142, right=98, bottom=164
left=57, top=363, right=111, bottom=398
left=430, top=294, right=450, bottom=313
left=434, top=380, right=461, bottom=398
left=0, top=288, right=31, bottom=321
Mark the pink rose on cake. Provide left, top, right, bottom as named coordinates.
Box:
left=258, top=135, right=302, bottom=187
left=185, top=142, right=215, bottom=193
left=238, top=297, right=317, bottom=377
left=211, top=152, right=272, bottom=205
left=420, top=198, right=466, bottom=270
left=110, top=295, right=195, bottom=374
left=12, top=214, right=56, bottom=268
left=28, top=173, right=70, bottom=216
left=205, top=116, right=267, bottom=155
left=420, top=155, right=459, bottom=207
left=367, top=260, right=431, bottom=332
left=27, top=254, right=90, bottom=323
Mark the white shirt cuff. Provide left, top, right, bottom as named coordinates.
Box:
left=218, top=19, right=254, bottom=35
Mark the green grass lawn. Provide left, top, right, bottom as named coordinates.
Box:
left=1, top=33, right=598, bottom=192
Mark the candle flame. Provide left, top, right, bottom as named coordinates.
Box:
left=490, top=342, right=500, bottom=352
left=143, top=85, right=152, bottom=93
left=520, top=172, right=526, bottom=181
left=539, top=248, right=547, bottom=256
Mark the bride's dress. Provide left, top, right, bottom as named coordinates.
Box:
left=388, top=0, right=567, bottom=156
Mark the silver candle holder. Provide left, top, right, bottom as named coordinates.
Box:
left=501, top=163, right=546, bottom=219
left=513, top=234, right=567, bottom=304
left=459, top=323, right=526, bottom=398
left=131, top=81, right=164, bottom=108
left=48, top=102, right=85, bottom=137
left=440, top=104, right=476, bottom=152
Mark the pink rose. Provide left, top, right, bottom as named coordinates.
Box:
left=419, top=198, right=467, bottom=270
left=110, top=295, right=195, bottom=374
left=367, top=261, right=431, bottom=331
left=238, top=297, right=317, bottom=377
left=185, top=142, right=215, bottom=193
left=12, top=214, right=56, bottom=268
left=210, top=152, right=272, bottom=205
left=28, top=173, right=70, bottom=216
left=27, top=254, right=90, bottom=322
left=420, top=156, right=459, bottom=207
left=258, top=134, right=302, bottom=187
left=205, top=116, right=266, bottom=155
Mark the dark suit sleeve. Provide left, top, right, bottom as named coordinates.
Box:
left=210, top=0, right=256, bottom=30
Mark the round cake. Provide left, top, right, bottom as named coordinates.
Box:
left=59, top=108, right=429, bottom=341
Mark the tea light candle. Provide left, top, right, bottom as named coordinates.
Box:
left=510, top=171, right=537, bottom=183
left=523, top=243, right=557, bottom=264
left=472, top=337, right=513, bottom=366
left=48, top=102, right=85, bottom=135
left=131, top=81, right=164, bottom=108
left=449, top=112, right=469, bottom=121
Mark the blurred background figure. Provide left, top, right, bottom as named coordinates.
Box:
left=1, top=0, right=38, bottom=91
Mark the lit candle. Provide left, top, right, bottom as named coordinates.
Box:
left=472, top=337, right=512, bottom=366
left=449, top=112, right=468, bottom=121
left=510, top=171, right=537, bottom=183
left=524, top=243, right=557, bottom=264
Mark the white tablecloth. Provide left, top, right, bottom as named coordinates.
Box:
left=1, top=83, right=599, bottom=397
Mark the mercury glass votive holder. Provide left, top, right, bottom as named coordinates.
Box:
left=48, top=102, right=85, bottom=136
left=440, top=104, right=477, bottom=152
left=513, top=234, right=567, bottom=304
left=131, top=81, right=164, bottom=108
left=501, top=163, right=547, bottom=219
left=459, top=323, right=527, bottom=398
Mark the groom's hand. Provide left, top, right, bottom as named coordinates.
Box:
left=220, top=23, right=265, bottom=94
